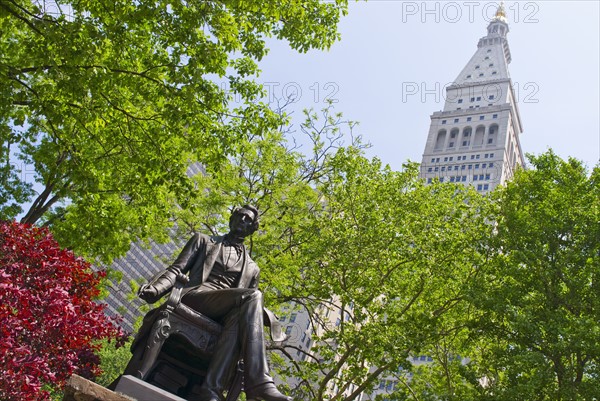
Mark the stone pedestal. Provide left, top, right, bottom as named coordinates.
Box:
left=115, top=375, right=186, bottom=401
left=62, top=375, right=134, bottom=401
left=62, top=374, right=185, bottom=401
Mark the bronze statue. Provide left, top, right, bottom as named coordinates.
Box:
left=125, top=205, right=292, bottom=401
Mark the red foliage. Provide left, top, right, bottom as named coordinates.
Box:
left=0, top=221, right=124, bottom=400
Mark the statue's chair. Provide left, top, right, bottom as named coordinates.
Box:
left=132, top=274, right=243, bottom=400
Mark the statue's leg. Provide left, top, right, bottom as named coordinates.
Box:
left=182, top=289, right=289, bottom=401
left=237, top=290, right=292, bottom=401
left=182, top=289, right=252, bottom=400
left=237, top=289, right=272, bottom=387
left=201, top=308, right=240, bottom=393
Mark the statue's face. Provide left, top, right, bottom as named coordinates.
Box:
left=229, top=208, right=257, bottom=238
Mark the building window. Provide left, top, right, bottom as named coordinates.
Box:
left=489, top=63, right=494, bottom=67
left=476, top=96, right=481, bottom=101
left=449, top=157, right=454, bottom=161
left=427, top=167, right=432, bottom=172
left=475, top=164, right=480, bottom=169
left=285, top=326, right=293, bottom=335
left=484, top=184, right=489, bottom=190
left=475, top=65, right=480, bottom=69
left=427, top=178, right=432, bottom=183
left=476, top=154, right=480, bottom=159
left=454, top=166, right=459, bottom=171
left=489, top=162, right=494, bottom=167
left=466, top=75, right=472, bottom=79
left=479, top=73, right=484, bottom=77
left=485, top=56, right=490, bottom=60
left=493, top=114, right=498, bottom=119
left=461, top=165, right=466, bottom=170
left=473, top=175, right=478, bottom=181
left=449, top=142, right=454, bottom=147
left=488, top=138, right=494, bottom=144
left=462, top=141, right=469, bottom=147
left=444, top=157, right=448, bottom=162
left=489, top=95, right=495, bottom=100
left=467, top=117, right=472, bottom=122
left=290, top=313, right=297, bottom=323
left=442, top=120, right=447, bottom=124
left=479, top=174, right=484, bottom=180
left=468, top=165, right=473, bottom=169
left=485, top=174, right=491, bottom=180
left=492, top=71, right=497, bottom=75
left=458, top=99, right=463, bottom=103
left=470, top=97, right=475, bottom=102
left=436, top=158, right=440, bottom=162
left=477, top=184, right=483, bottom=191
left=441, top=167, right=446, bottom=171
left=454, top=118, right=459, bottom=123
left=479, top=116, right=485, bottom=120
left=471, top=155, right=475, bottom=160
left=450, top=176, right=455, bottom=182
left=462, top=176, right=467, bottom=182
left=431, top=158, right=435, bottom=163
left=487, top=49, right=492, bottom=53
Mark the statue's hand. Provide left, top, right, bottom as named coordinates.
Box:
left=174, top=270, right=190, bottom=285
left=138, top=284, right=159, bottom=303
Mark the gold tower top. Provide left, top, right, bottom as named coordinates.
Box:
left=494, top=2, right=507, bottom=23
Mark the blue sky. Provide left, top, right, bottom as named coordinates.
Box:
left=254, top=1, right=600, bottom=171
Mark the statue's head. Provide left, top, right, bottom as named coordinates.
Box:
left=228, top=205, right=260, bottom=238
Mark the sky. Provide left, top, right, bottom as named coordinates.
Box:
left=252, top=0, right=600, bottom=171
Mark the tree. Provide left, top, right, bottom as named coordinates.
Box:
left=156, top=103, right=493, bottom=400
left=169, top=103, right=364, bottom=296
left=464, top=151, right=600, bottom=400
left=94, top=336, right=134, bottom=389
left=261, top=146, right=492, bottom=400
left=0, top=0, right=348, bottom=262
left=0, top=220, right=124, bottom=400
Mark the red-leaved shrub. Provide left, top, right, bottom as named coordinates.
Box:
left=0, top=221, right=123, bottom=400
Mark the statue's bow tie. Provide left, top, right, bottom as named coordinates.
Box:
left=223, top=238, right=245, bottom=254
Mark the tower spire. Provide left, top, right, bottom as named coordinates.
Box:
left=494, top=2, right=507, bottom=22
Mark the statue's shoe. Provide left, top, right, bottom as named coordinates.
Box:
left=246, top=383, right=292, bottom=401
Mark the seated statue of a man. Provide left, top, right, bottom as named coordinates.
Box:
left=132, top=205, right=292, bottom=401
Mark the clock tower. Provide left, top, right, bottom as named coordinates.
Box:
left=419, top=3, right=525, bottom=192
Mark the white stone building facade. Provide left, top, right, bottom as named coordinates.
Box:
left=419, top=4, right=525, bottom=192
